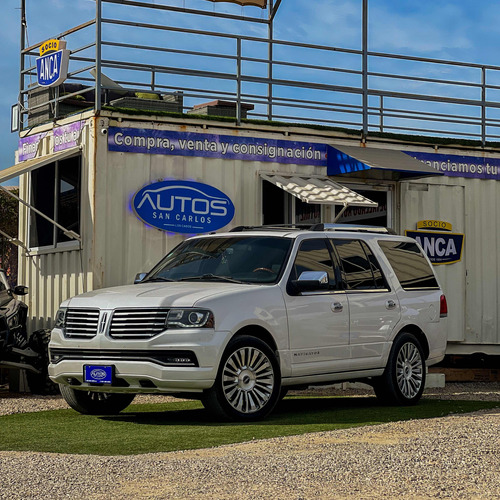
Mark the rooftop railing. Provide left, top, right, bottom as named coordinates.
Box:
left=18, top=0, right=500, bottom=145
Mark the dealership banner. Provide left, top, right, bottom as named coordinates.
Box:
left=18, top=132, right=48, bottom=162
left=54, top=121, right=84, bottom=152
left=108, top=127, right=327, bottom=166
left=405, top=151, right=500, bottom=181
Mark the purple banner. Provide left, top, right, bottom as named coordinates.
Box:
left=108, top=127, right=327, bottom=166
left=54, top=121, right=83, bottom=152
left=18, top=132, right=47, bottom=162
left=405, top=151, right=500, bottom=181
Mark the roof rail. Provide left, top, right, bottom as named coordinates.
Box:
left=230, top=224, right=396, bottom=234
left=230, top=224, right=316, bottom=232
left=311, top=224, right=397, bottom=234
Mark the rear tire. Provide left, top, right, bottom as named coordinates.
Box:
left=201, top=335, right=281, bottom=421
left=59, top=385, right=135, bottom=415
left=372, top=332, right=426, bottom=406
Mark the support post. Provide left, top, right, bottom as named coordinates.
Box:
left=362, top=0, right=368, bottom=140
left=95, top=0, right=102, bottom=112
left=481, top=67, right=486, bottom=146
left=19, top=0, right=26, bottom=131
left=236, top=37, right=242, bottom=125
left=267, top=0, right=274, bottom=121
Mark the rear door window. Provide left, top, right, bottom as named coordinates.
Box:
left=378, top=240, right=439, bottom=290
left=332, top=239, right=388, bottom=290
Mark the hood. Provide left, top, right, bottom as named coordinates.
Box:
left=63, top=281, right=258, bottom=309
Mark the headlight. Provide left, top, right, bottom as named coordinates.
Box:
left=54, top=308, right=67, bottom=328
left=166, top=309, right=214, bottom=329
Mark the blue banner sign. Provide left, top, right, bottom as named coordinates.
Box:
left=132, top=180, right=235, bottom=234
left=109, top=127, right=327, bottom=166
left=405, top=151, right=500, bottom=181
left=406, top=230, right=464, bottom=265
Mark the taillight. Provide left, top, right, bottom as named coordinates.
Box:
left=440, top=294, right=448, bottom=318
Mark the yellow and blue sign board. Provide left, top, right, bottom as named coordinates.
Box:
left=406, top=220, right=464, bottom=265
left=36, top=39, right=69, bottom=87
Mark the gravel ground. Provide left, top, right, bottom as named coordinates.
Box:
left=0, top=383, right=499, bottom=499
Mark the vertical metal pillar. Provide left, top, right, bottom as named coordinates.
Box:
left=481, top=67, right=486, bottom=146
left=362, top=0, right=368, bottom=140
left=379, top=95, right=384, bottom=133
left=95, top=0, right=102, bottom=112
left=267, top=0, right=274, bottom=121
left=236, top=38, right=242, bottom=125
left=19, top=0, right=26, bottom=131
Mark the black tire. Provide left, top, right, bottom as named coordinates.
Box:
left=201, top=335, right=281, bottom=421
left=59, top=384, right=135, bottom=415
left=372, top=332, right=426, bottom=406
left=278, top=387, right=289, bottom=401
left=26, top=329, right=60, bottom=395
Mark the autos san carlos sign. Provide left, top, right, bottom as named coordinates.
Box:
left=132, top=180, right=235, bottom=234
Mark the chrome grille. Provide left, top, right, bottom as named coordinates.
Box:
left=109, top=309, right=170, bottom=339
left=65, top=309, right=100, bottom=338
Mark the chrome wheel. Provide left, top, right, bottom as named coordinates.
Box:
left=396, top=342, right=423, bottom=399
left=222, top=346, right=275, bottom=414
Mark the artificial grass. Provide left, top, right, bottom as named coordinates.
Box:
left=0, top=396, right=497, bottom=456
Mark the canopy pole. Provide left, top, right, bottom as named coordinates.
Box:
left=0, top=228, right=30, bottom=254
left=333, top=203, right=349, bottom=223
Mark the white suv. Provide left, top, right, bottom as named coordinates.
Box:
left=49, top=225, right=448, bottom=420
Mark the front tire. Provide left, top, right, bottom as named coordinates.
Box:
left=59, top=385, right=135, bottom=415
left=372, top=332, right=426, bottom=406
left=202, top=335, right=281, bottom=421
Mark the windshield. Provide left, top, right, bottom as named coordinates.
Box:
left=145, top=236, right=292, bottom=284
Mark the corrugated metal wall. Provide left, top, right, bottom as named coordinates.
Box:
left=18, top=117, right=94, bottom=331
left=401, top=173, right=500, bottom=351
left=93, top=119, right=325, bottom=288
left=16, top=114, right=500, bottom=351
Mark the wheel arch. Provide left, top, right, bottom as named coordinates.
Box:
left=231, top=325, right=279, bottom=358
left=395, top=324, right=430, bottom=360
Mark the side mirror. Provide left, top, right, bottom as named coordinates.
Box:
left=13, top=285, right=29, bottom=296
left=134, top=272, right=147, bottom=284
left=291, top=271, right=329, bottom=292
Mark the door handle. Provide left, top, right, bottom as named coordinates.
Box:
left=331, top=302, right=343, bottom=312
left=386, top=299, right=397, bottom=310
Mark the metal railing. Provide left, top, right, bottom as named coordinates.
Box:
left=19, top=0, right=500, bottom=145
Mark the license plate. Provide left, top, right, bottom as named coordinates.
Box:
left=84, top=365, right=114, bottom=384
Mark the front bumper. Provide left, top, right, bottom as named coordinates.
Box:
left=48, top=327, right=231, bottom=394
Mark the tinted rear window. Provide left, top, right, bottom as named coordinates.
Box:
left=379, top=240, right=439, bottom=290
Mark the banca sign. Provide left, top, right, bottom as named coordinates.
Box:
left=36, top=39, right=70, bottom=87
left=406, top=220, right=464, bottom=265
left=132, top=180, right=235, bottom=234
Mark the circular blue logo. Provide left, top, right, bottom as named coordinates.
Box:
left=90, top=369, right=108, bottom=380
left=132, top=180, right=235, bottom=234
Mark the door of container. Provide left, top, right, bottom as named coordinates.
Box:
left=400, top=182, right=465, bottom=342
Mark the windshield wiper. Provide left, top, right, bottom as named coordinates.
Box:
left=142, top=277, right=175, bottom=283
left=178, top=274, right=245, bottom=284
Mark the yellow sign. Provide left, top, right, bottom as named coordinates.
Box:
left=39, top=39, right=66, bottom=56
left=417, top=220, right=452, bottom=232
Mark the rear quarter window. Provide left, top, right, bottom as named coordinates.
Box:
left=378, top=240, right=439, bottom=290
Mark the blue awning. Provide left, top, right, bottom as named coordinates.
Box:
left=327, top=145, right=443, bottom=180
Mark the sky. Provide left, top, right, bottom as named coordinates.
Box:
left=3, top=0, right=500, bottom=185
